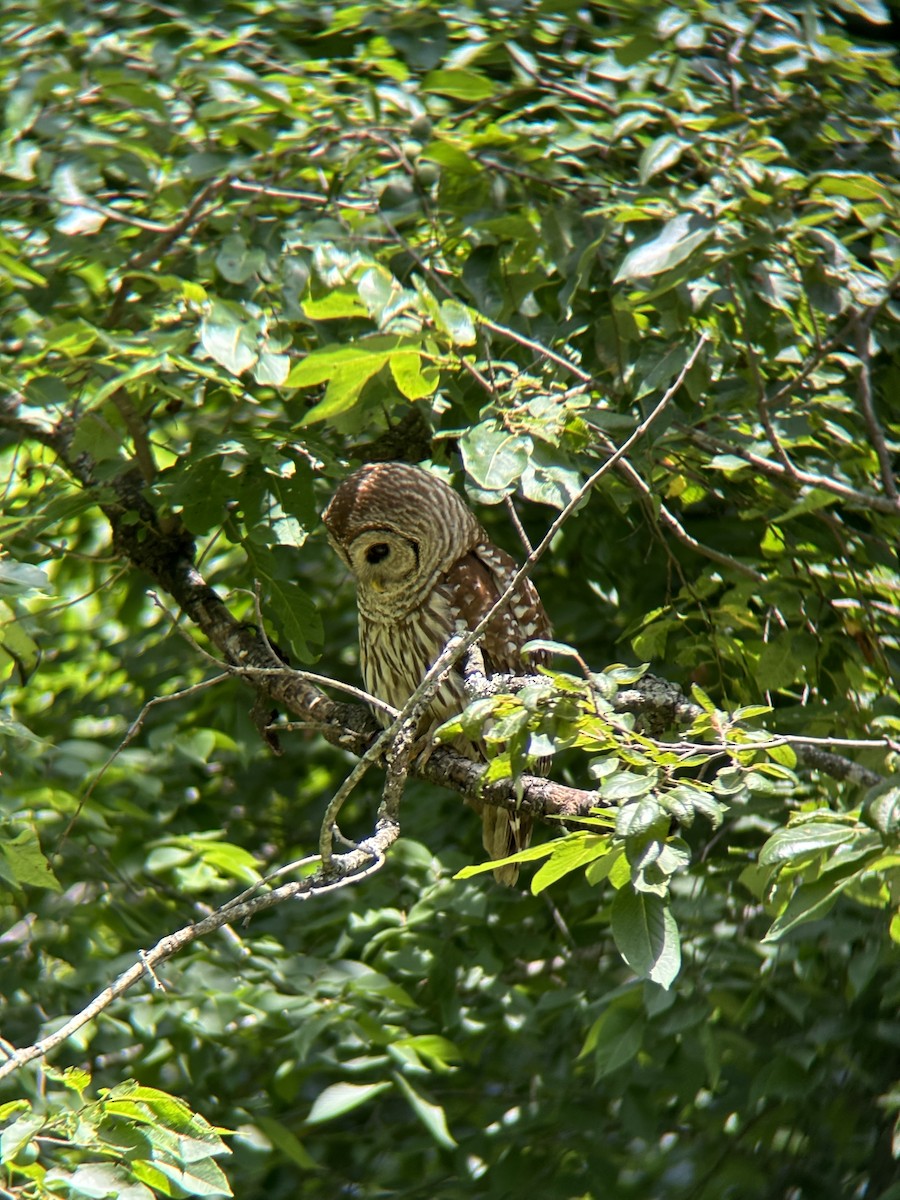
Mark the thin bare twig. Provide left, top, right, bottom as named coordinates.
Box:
left=685, top=428, right=900, bottom=516
left=229, top=179, right=377, bottom=211
left=600, top=448, right=768, bottom=583
left=504, top=494, right=534, bottom=555
left=477, top=314, right=593, bottom=382
left=59, top=673, right=231, bottom=845
left=3, top=190, right=172, bottom=232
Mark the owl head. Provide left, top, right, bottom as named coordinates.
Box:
left=322, top=462, right=482, bottom=618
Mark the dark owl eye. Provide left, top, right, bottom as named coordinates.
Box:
left=365, top=542, right=390, bottom=564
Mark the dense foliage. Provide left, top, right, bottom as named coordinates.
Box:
left=1, top=1, right=899, bottom=1197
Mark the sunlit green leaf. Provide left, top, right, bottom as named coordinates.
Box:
left=639, top=134, right=690, bottom=183
left=393, top=1074, right=457, bottom=1149
left=614, top=212, right=713, bottom=281
left=460, top=423, right=532, bottom=492
left=0, top=827, right=61, bottom=892
left=759, top=822, right=857, bottom=867
left=422, top=68, right=494, bottom=100
left=306, top=1082, right=392, bottom=1125
left=199, top=302, right=258, bottom=375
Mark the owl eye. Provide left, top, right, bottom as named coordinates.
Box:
left=365, top=542, right=390, bottom=564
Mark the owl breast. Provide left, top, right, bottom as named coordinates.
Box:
left=359, top=580, right=467, bottom=729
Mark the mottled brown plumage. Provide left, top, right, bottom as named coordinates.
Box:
left=322, top=462, right=551, bottom=885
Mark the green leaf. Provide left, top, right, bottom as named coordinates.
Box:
left=253, top=350, right=290, bottom=386
left=520, top=457, right=583, bottom=509
left=731, top=704, right=774, bottom=720
left=614, top=213, right=713, bottom=281
left=0, top=561, right=50, bottom=596
left=393, top=1074, right=457, bottom=1149
left=389, top=350, right=439, bottom=400
left=611, top=887, right=681, bottom=988
left=301, top=367, right=367, bottom=422
left=521, top=638, right=581, bottom=659
left=391, top=1035, right=461, bottom=1071
left=1, top=827, right=61, bottom=891
left=422, top=68, right=494, bottom=101
left=198, top=841, right=262, bottom=885
left=605, top=775, right=658, bottom=806
left=677, top=788, right=726, bottom=829
left=306, top=1081, right=392, bottom=1125
left=766, top=742, right=798, bottom=769
left=639, top=134, right=690, bottom=183
left=762, top=880, right=840, bottom=941
left=302, top=289, right=368, bottom=320
left=243, top=542, right=323, bottom=662
left=215, top=234, right=264, bottom=284
left=454, top=839, right=558, bottom=878
left=759, top=822, right=857, bottom=867
left=830, top=0, right=889, bottom=24
left=251, top=1117, right=317, bottom=1170
left=0, top=251, right=47, bottom=287
left=88, top=356, right=173, bottom=411
left=580, top=1003, right=644, bottom=1076
left=585, top=845, right=626, bottom=886
left=70, top=412, right=123, bottom=462
left=864, top=784, right=900, bottom=836
left=0, top=711, right=46, bottom=743
left=289, top=337, right=420, bottom=423
left=756, top=635, right=802, bottom=691
left=24, top=374, right=70, bottom=407
left=199, top=302, right=257, bottom=375
left=437, top=300, right=476, bottom=345
left=0, top=1100, right=30, bottom=1123
left=45, top=1065, right=91, bottom=1096
left=152, top=1154, right=232, bottom=1197
left=778, top=487, right=838, bottom=521
left=690, top=684, right=717, bottom=715
left=1, top=1113, right=44, bottom=1164
left=531, top=833, right=610, bottom=894
left=61, top=1162, right=156, bottom=1200
left=709, top=453, right=751, bottom=473
left=460, top=424, right=532, bottom=492
left=172, top=729, right=217, bottom=766
left=287, top=343, right=391, bottom=388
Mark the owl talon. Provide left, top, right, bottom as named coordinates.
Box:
left=411, top=734, right=438, bottom=767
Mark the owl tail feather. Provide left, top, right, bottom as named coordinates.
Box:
left=482, top=807, right=532, bottom=887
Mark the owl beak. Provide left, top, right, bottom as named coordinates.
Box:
left=370, top=577, right=383, bottom=593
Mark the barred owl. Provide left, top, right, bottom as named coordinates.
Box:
left=323, top=462, right=551, bottom=886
